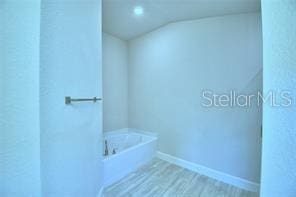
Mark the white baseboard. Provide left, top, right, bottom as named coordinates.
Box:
left=157, top=151, right=260, bottom=192
left=97, top=186, right=104, bottom=197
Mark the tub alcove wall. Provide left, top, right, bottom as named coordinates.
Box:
left=103, top=12, right=262, bottom=191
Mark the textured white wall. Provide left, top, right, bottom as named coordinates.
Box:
left=0, top=1, right=42, bottom=196
left=40, top=1, right=103, bottom=196
left=260, top=1, right=296, bottom=196
left=128, top=13, right=262, bottom=183
left=103, top=33, right=128, bottom=131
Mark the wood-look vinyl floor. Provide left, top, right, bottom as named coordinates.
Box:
left=104, top=158, right=259, bottom=197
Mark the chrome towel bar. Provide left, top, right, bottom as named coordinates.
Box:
left=65, top=96, right=102, bottom=105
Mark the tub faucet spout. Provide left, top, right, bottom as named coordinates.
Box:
left=104, top=140, right=109, bottom=156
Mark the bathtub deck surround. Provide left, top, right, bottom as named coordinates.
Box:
left=103, top=128, right=157, bottom=187
left=104, top=158, right=258, bottom=197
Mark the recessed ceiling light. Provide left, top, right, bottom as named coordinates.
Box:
left=133, top=6, right=144, bottom=16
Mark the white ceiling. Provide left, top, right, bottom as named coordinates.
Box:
left=103, top=0, right=261, bottom=40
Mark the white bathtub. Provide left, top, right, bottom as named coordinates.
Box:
left=103, top=129, right=157, bottom=187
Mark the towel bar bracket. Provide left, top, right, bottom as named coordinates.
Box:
left=65, top=96, right=102, bottom=105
